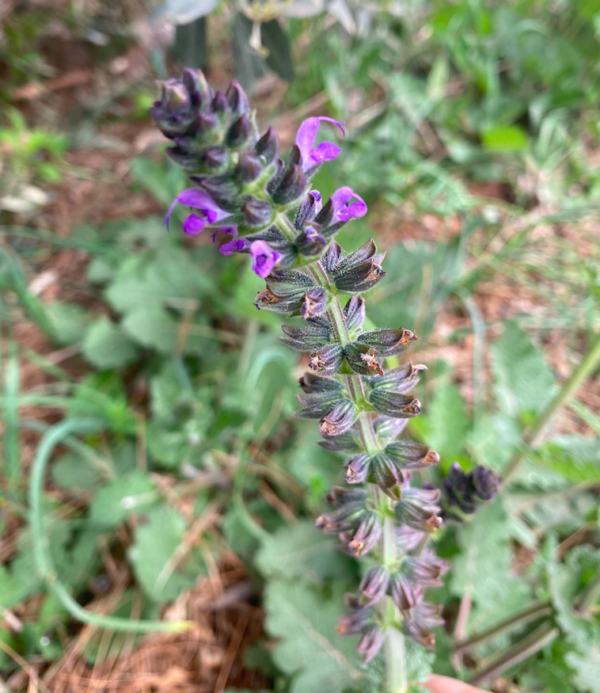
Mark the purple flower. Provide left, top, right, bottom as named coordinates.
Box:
left=250, top=240, right=281, bottom=278
left=295, top=116, right=345, bottom=170
left=166, top=188, right=230, bottom=234
left=331, top=187, right=368, bottom=221
left=209, top=225, right=248, bottom=256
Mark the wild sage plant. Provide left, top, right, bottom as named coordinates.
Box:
left=151, top=68, right=497, bottom=690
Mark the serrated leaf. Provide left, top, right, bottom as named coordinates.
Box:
left=262, top=20, right=295, bottom=82
left=122, top=305, right=178, bottom=353
left=255, top=521, right=354, bottom=584
left=451, top=499, right=529, bottom=627
left=89, top=471, right=157, bottom=527
left=83, top=318, right=140, bottom=369
left=128, top=506, right=206, bottom=603
left=491, top=322, right=556, bottom=418
left=533, top=435, right=600, bottom=482
left=422, top=383, right=470, bottom=466
left=566, top=647, right=600, bottom=693
left=264, top=580, right=363, bottom=693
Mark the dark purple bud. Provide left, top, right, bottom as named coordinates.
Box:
left=368, top=390, right=421, bottom=419
left=344, top=343, right=384, bottom=377
left=296, top=224, right=327, bottom=256
left=345, top=453, right=372, bottom=485
left=395, top=487, right=442, bottom=533
left=314, top=198, right=334, bottom=228
left=242, top=197, right=273, bottom=227
left=255, top=127, right=279, bottom=166
left=471, top=465, right=501, bottom=501
left=235, top=152, right=263, bottom=183
left=308, top=343, right=344, bottom=376
left=403, top=556, right=449, bottom=588
left=316, top=500, right=367, bottom=534
left=267, top=268, right=314, bottom=297
left=150, top=79, right=196, bottom=138
left=384, top=441, right=440, bottom=470
left=166, top=146, right=201, bottom=171
left=226, top=115, right=254, bottom=149
left=319, top=400, right=355, bottom=437
left=337, top=599, right=374, bottom=636
left=390, top=572, right=423, bottom=611
left=357, top=625, right=385, bottom=664
left=271, top=146, right=308, bottom=205
left=197, top=112, right=219, bottom=136
left=343, top=296, right=366, bottom=333
left=226, top=80, right=250, bottom=115
left=331, top=238, right=377, bottom=273
left=194, top=175, right=240, bottom=211
left=211, top=90, right=228, bottom=115
left=322, top=239, right=343, bottom=273
left=347, top=512, right=382, bottom=557
left=359, top=566, right=390, bottom=605
left=182, top=68, right=211, bottom=109
left=295, top=190, right=322, bottom=229
left=358, top=328, right=417, bottom=357
left=300, top=287, right=327, bottom=319
left=202, top=146, right=228, bottom=171
left=415, top=601, right=445, bottom=628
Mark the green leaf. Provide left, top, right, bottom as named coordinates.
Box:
left=421, top=383, right=470, bottom=466
left=122, top=305, right=179, bottom=353
left=566, top=646, right=600, bottom=693
left=451, top=499, right=530, bottom=627
left=82, top=318, right=140, bottom=369
left=46, top=302, right=92, bottom=345
left=262, top=20, right=295, bottom=82
left=491, top=322, right=556, bottom=418
left=232, top=13, right=266, bottom=93
left=481, top=125, right=529, bottom=152
left=52, top=453, right=108, bottom=491
left=533, top=435, right=600, bottom=482
left=255, top=521, right=355, bottom=584
left=128, top=506, right=206, bottom=603
left=264, top=580, right=363, bottom=693
left=89, top=471, right=157, bottom=527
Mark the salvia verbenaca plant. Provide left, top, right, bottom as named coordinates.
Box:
left=151, top=68, right=499, bottom=688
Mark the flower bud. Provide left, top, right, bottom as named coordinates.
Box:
left=300, top=287, right=327, bottom=319
left=368, top=362, right=426, bottom=394
left=357, top=328, right=417, bottom=357
left=295, top=190, right=322, bottom=229
left=297, top=389, right=346, bottom=419
left=359, top=566, right=390, bottom=605
left=337, top=599, right=374, bottom=635
left=182, top=68, right=211, bottom=109
left=384, top=441, right=439, bottom=470
left=318, top=433, right=361, bottom=453
left=226, top=115, right=254, bottom=149
left=298, top=372, right=342, bottom=394
left=343, top=296, right=366, bottom=334
left=403, top=618, right=436, bottom=650
left=235, top=152, right=263, bottom=183
left=344, top=343, right=384, bottom=376
left=226, top=80, right=250, bottom=115
left=371, top=452, right=407, bottom=494
left=471, top=465, right=501, bottom=501
left=334, top=258, right=386, bottom=293
left=395, top=487, right=442, bottom=533
left=319, top=400, right=355, bottom=437
left=254, top=126, right=279, bottom=166
left=242, top=197, right=273, bottom=227
left=345, top=453, right=371, bottom=484
left=374, top=416, right=408, bottom=442
left=442, top=463, right=501, bottom=521
left=202, top=146, right=228, bottom=171
left=390, top=572, right=423, bottom=611
left=316, top=498, right=367, bottom=534
left=271, top=146, right=308, bottom=205
left=296, top=224, right=327, bottom=256
left=403, top=555, right=448, bottom=588
left=327, top=486, right=367, bottom=507
left=267, top=268, right=314, bottom=297
left=357, top=625, right=385, bottom=664
left=197, top=112, right=220, bottom=137
left=347, top=512, right=382, bottom=557
left=167, top=146, right=201, bottom=172
left=369, top=390, right=421, bottom=419
left=151, top=78, right=195, bottom=137
left=211, top=90, right=228, bottom=116
left=308, top=343, right=344, bottom=376
left=321, top=239, right=343, bottom=272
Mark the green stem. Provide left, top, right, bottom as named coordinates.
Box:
left=453, top=599, right=553, bottom=654
left=471, top=620, right=558, bottom=686
left=29, top=419, right=191, bottom=633
left=502, top=331, right=600, bottom=485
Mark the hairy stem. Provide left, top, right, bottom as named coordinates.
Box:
left=502, top=331, right=600, bottom=485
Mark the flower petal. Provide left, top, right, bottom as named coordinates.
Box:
left=311, top=141, right=341, bottom=164
left=250, top=240, right=281, bottom=278
left=220, top=239, right=245, bottom=256
left=331, top=186, right=368, bottom=221
left=183, top=213, right=206, bottom=236
left=295, top=116, right=345, bottom=169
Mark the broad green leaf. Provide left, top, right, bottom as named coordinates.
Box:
left=122, top=304, right=178, bottom=353
left=82, top=318, right=140, bottom=369
left=566, top=647, right=600, bottom=693
left=421, top=383, right=470, bottom=467
left=533, top=435, right=600, bottom=482
left=451, top=499, right=529, bottom=627
left=262, top=20, right=294, bottom=82
left=52, top=453, right=109, bottom=491
left=46, top=302, right=92, bottom=345
left=491, top=322, right=556, bottom=418
left=264, top=580, right=363, bottom=693
left=232, top=13, right=266, bottom=93
left=482, top=125, right=529, bottom=152
left=255, top=521, right=355, bottom=584
left=89, top=471, right=157, bottom=527
left=128, top=506, right=206, bottom=603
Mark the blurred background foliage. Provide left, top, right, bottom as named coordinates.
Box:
left=1, top=0, right=600, bottom=691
